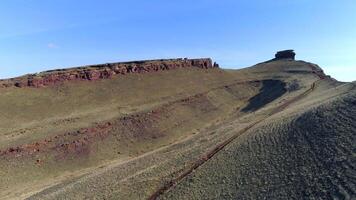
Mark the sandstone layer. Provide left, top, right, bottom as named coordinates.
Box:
left=0, top=58, right=218, bottom=88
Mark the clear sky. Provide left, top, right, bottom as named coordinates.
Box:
left=1, top=0, right=355, bottom=81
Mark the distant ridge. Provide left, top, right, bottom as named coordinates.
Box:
left=0, top=58, right=219, bottom=88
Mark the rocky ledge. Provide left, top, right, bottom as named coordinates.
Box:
left=0, top=58, right=219, bottom=88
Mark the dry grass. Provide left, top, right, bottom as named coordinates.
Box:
left=0, top=67, right=260, bottom=199
left=1, top=59, right=354, bottom=200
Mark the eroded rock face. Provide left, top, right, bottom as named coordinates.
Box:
left=0, top=58, right=217, bottom=88
left=275, top=50, right=296, bottom=60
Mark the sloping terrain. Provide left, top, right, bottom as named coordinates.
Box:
left=161, top=82, right=356, bottom=200
left=0, top=59, right=259, bottom=199
left=0, top=56, right=354, bottom=200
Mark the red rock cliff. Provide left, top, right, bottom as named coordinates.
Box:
left=0, top=58, right=219, bottom=88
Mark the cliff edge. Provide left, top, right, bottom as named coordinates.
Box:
left=0, top=58, right=219, bottom=88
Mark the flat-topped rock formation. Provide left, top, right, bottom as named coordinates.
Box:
left=275, top=50, right=296, bottom=60
left=0, top=58, right=219, bottom=88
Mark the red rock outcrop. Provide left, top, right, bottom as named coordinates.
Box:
left=0, top=58, right=218, bottom=88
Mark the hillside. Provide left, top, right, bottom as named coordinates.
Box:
left=0, top=52, right=355, bottom=200
left=161, top=77, right=356, bottom=200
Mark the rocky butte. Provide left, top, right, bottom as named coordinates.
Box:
left=275, top=50, right=296, bottom=60
left=0, top=58, right=219, bottom=88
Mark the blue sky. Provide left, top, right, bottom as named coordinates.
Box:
left=0, top=0, right=355, bottom=81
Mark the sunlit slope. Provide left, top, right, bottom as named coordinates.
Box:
left=161, top=79, right=356, bottom=200
left=1, top=58, right=351, bottom=200
left=25, top=59, right=325, bottom=200
left=0, top=68, right=243, bottom=149
left=0, top=66, right=265, bottom=199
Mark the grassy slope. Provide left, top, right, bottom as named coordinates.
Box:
left=0, top=68, right=241, bottom=148
left=2, top=59, right=351, bottom=200
left=161, top=79, right=356, bottom=200
left=0, top=67, right=263, bottom=199
left=25, top=60, right=324, bottom=200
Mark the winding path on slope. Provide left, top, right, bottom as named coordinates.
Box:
left=148, top=76, right=322, bottom=200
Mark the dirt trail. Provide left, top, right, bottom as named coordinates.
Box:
left=148, top=77, right=321, bottom=200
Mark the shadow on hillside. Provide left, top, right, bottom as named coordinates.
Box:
left=242, top=80, right=287, bottom=112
